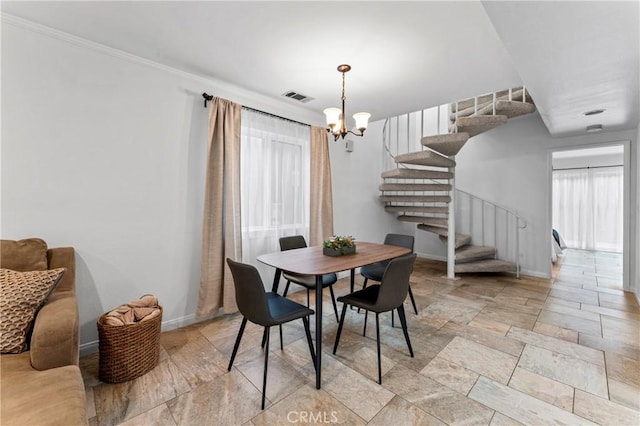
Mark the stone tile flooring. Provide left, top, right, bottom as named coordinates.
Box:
left=81, top=249, right=639, bottom=425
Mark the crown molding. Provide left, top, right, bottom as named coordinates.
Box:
left=1, top=13, right=323, bottom=124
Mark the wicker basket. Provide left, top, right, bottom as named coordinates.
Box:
left=97, top=305, right=162, bottom=383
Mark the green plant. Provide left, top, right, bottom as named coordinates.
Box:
left=323, top=235, right=356, bottom=250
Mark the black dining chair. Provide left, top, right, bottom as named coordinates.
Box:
left=333, top=253, right=417, bottom=384
left=360, top=234, right=418, bottom=319
left=279, top=235, right=340, bottom=322
left=226, top=258, right=316, bottom=410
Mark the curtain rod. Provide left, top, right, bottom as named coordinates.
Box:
left=552, top=164, right=623, bottom=171
left=202, top=92, right=311, bottom=128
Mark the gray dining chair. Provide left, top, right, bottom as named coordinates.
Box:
left=226, top=258, right=316, bottom=410
left=279, top=235, right=340, bottom=322
left=360, top=234, right=418, bottom=318
left=333, top=253, right=417, bottom=384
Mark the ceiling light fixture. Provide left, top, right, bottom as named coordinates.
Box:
left=324, top=64, right=370, bottom=141
left=584, top=109, right=606, bottom=116
left=586, top=124, right=603, bottom=132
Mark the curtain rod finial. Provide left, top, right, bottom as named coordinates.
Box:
left=202, top=92, right=213, bottom=108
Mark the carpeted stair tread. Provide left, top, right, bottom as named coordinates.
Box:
left=455, top=245, right=496, bottom=264
left=475, top=100, right=536, bottom=119
left=397, top=216, right=448, bottom=226
left=454, top=259, right=517, bottom=273
left=381, top=168, right=453, bottom=180
left=451, top=115, right=508, bottom=137
left=379, top=183, right=451, bottom=192
left=421, top=133, right=470, bottom=156
left=439, top=233, right=473, bottom=249
left=395, top=150, right=455, bottom=168
left=385, top=205, right=449, bottom=214
left=379, top=195, right=451, bottom=203
left=417, top=224, right=449, bottom=236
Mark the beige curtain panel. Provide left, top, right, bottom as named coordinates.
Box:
left=309, top=126, right=334, bottom=246
left=197, top=97, right=242, bottom=318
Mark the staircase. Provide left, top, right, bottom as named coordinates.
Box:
left=380, top=87, right=535, bottom=277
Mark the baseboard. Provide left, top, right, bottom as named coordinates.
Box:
left=416, top=252, right=447, bottom=262
left=79, top=313, right=203, bottom=356
left=79, top=340, right=99, bottom=356
left=520, top=269, right=551, bottom=279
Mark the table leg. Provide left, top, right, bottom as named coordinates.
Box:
left=350, top=269, right=355, bottom=293
left=315, top=274, right=322, bottom=389
left=271, top=268, right=282, bottom=293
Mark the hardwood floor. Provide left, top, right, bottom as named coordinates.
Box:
left=81, top=253, right=639, bottom=425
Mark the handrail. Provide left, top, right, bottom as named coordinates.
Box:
left=455, top=188, right=527, bottom=229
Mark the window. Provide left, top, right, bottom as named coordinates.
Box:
left=240, top=109, right=310, bottom=282
left=552, top=166, right=623, bottom=252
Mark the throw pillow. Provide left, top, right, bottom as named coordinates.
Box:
left=0, top=238, right=48, bottom=271
left=0, top=268, right=66, bottom=354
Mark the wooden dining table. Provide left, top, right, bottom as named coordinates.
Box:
left=257, top=241, right=411, bottom=389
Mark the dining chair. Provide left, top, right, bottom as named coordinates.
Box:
left=333, top=253, right=417, bottom=384
left=360, top=234, right=418, bottom=318
left=278, top=235, right=340, bottom=322
left=226, top=258, right=316, bottom=410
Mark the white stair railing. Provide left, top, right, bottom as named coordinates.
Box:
left=455, top=189, right=526, bottom=277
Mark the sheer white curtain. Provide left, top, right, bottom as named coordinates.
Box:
left=240, top=109, right=310, bottom=284
left=552, top=166, right=623, bottom=252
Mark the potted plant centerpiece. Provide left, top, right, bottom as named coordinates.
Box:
left=323, top=235, right=356, bottom=257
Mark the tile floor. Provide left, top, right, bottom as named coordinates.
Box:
left=81, top=250, right=639, bottom=425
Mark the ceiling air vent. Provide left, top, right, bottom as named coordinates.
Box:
left=282, top=90, right=314, bottom=103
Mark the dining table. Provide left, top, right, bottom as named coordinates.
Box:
left=257, top=241, right=411, bottom=389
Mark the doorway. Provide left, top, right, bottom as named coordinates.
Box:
left=550, top=143, right=629, bottom=290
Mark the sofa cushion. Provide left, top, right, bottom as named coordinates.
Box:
left=0, top=238, right=48, bottom=271
left=1, top=352, right=87, bottom=426
left=0, top=268, right=66, bottom=354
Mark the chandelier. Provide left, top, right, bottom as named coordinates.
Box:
left=324, top=64, right=371, bottom=141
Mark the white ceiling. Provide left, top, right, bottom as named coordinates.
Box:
left=2, top=1, right=638, bottom=137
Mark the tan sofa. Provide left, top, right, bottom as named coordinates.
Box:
left=1, top=238, right=87, bottom=426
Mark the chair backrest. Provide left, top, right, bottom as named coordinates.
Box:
left=279, top=235, right=307, bottom=251
left=375, top=253, right=417, bottom=312
left=226, top=258, right=272, bottom=326
left=383, top=234, right=415, bottom=252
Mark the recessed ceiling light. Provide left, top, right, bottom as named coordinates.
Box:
left=586, top=124, right=603, bottom=132
left=584, top=109, right=606, bottom=116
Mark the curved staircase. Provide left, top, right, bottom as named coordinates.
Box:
left=380, top=87, right=535, bottom=275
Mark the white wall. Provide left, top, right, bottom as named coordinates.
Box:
left=636, top=125, right=640, bottom=301
left=329, top=120, right=411, bottom=245
left=1, top=18, right=322, bottom=352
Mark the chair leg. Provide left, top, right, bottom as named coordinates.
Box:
left=333, top=304, right=348, bottom=355
left=228, top=317, right=247, bottom=371
left=408, top=285, right=418, bottom=314
left=397, top=305, right=414, bottom=358
left=261, top=327, right=268, bottom=348
left=329, top=285, right=339, bottom=322
left=376, top=313, right=382, bottom=384
left=357, top=278, right=369, bottom=314
left=283, top=281, right=291, bottom=297
left=302, top=316, right=316, bottom=371
left=391, top=310, right=395, bottom=328
left=279, top=325, right=283, bottom=350
left=262, top=326, right=270, bottom=410
left=363, top=310, right=368, bottom=336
